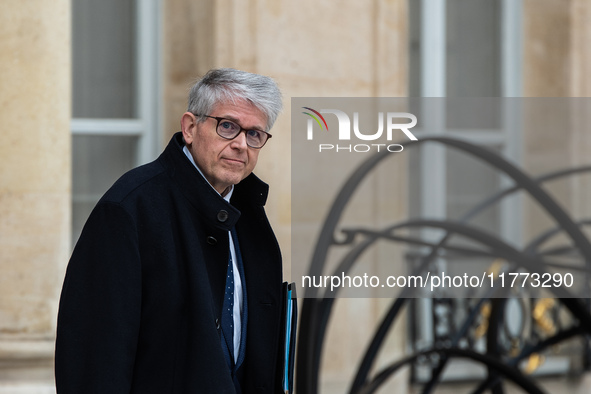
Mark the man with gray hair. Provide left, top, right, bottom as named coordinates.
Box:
left=56, top=68, right=285, bottom=393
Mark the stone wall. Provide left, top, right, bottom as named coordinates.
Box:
left=1, top=0, right=591, bottom=392
left=523, top=0, right=591, bottom=249
left=0, top=1, right=70, bottom=392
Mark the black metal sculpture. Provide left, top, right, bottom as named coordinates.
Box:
left=296, top=137, right=591, bottom=394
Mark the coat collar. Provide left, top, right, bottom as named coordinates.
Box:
left=159, top=132, right=269, bottom=230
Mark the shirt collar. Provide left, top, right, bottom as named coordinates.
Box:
left=183, top=145, right=234, bottom=202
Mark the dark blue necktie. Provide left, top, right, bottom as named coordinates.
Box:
left=221, top=253, right=234, bottom=368
left=222, top=228, right=247, bottom=393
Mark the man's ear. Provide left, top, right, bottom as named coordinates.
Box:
left=181, top=112, right=197, bottom=145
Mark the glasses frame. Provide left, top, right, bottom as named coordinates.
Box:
left=194, top=114, right=272, bottom=149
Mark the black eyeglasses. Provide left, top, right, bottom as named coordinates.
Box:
left=195, top=114, right=272, bottom=149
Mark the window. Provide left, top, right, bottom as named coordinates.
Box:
left=71, top=0, right=161, bottom=243
left=408, top=0, right=524, bottom=381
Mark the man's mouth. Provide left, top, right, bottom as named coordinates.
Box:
left=222, top=157, right=245, bottom=165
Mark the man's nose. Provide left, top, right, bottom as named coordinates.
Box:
left=231, top=130, right=249, bottom=149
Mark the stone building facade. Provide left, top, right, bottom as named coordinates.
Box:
left=1, top=0, right=590, bottom=392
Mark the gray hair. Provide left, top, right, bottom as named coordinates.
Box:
left=187, top=68, right=283, bottom=131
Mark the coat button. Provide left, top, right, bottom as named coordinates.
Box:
left=215, top=318, right=221, bottom=330
left=206, top=236, right=217, bottom=245
left=217, top=210, right=229, bottom=222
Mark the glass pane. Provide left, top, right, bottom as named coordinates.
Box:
left=446, top=0, right=501, bottom=97
left=446, top=0, right=502, bottom=130
left=446, top=97, right=501, bottom=130
left=72, top=0, right=137, bottom=118
left=72, top=135, right=138, bottom=243
left=445, top=145, right=501, bottom=237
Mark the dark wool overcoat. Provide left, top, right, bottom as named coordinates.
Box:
left=55, top=132, right=284, bottom=393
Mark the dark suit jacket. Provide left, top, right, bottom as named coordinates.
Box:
left=55, top=132, right=283, bottom=393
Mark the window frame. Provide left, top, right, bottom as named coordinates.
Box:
left=70, top=0, right=162, bottom=164
left=70, top=0, right=162, bottom=243
left=411, top=0, right=525, bottom=381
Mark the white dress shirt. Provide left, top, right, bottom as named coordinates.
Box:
left=183, top=146, right=243, bottom=362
